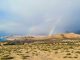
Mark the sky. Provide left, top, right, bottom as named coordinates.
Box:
left=0, top=0, right=80, bottom=36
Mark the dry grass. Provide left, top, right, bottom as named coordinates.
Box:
left=0, top=43, right=80, bottom=60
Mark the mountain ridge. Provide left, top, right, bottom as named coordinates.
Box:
left=5, top=33, right=80, bottom=41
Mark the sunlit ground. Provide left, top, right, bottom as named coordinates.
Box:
left=0, top=43, right=80, bottom=60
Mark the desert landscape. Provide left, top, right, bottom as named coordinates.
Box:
left=0, top=33, right=80, bottom=60
left=0, top=0, right=80, bottom=60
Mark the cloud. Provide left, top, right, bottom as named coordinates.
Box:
left=0, top=0, right=80, bottom=35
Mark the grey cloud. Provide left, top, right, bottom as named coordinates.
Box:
left=0, top=0, right=80, bottom=35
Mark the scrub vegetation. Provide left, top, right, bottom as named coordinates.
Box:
left=0, top=42, right=80, bottom=60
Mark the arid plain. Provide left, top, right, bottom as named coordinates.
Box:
left=0, top=33, right=80, bottom=60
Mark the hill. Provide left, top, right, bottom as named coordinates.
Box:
left=49, top=33, right=80, bottom=39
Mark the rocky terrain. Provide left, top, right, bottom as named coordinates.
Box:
left=2, top=33, right=80, bottom=45
left=49, top=33, right=80, bottom=39
left=0, top=33, right=80, bottom=60
left=6, top=33, right=80, bottom=41
left=0, top=44, right=80, bottom=60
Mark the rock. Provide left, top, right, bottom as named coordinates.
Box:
left=49, top=33, right=80, bottom=39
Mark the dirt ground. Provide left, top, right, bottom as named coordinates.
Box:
left=0, top=44, right=80, bottom=60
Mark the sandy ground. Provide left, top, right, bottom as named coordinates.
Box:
left=0, top=44, right=80, bottom=60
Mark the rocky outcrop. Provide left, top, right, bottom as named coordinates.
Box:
left=6, top=33, right=80, bottom=41
left=63, top=33, right=80, bottom=39
left=49, top=33, right=80, bottom=39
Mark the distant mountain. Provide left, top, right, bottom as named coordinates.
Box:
left=0, top=37, right=6, bottom=42
left=0, top=31, right=9, bottom=36
left=0, top=31, right=10, bottom=41
left=50, top=33, right=80, bottom=39
left=1, top=33, right=80, bottom=45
